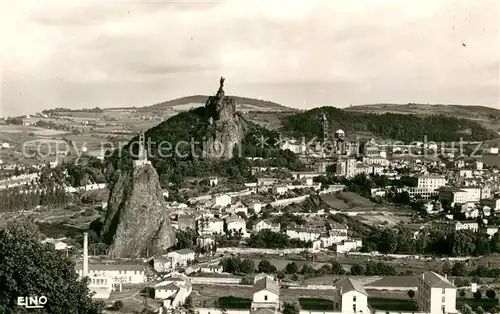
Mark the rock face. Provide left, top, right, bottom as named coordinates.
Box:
left=101, top=164, right=175, bottom=258
left=204, top=77, right=246, bottom=159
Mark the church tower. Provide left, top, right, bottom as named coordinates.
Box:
left=134, top=130, right=151, bottom=168
left=321, top=113, right=329, bottom=141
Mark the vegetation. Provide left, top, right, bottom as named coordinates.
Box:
left=219, top=256, right=255, bottom=274
left=283, top=302, right=300, bottom=314
left=281, top=106, right=497, bottom=142
left=299, top=298, right=333, bottom=311
left=216, top=296, right=251, bottom=309
left=247, top=230, right=312, bottom=249
left=0, top=222, right=103, bottom=314
left=362, top=227, right=495, bottom=257
left=105, top=107, right=304, bottom=184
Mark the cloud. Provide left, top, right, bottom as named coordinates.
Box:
left=1, top=0, right=499, bottom=116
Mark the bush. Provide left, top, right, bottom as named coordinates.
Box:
left=473, top=291, right=483, bottom=300
left=486, top=289, right=497, bottom=299
left=459, top=290, right=467, bottom=297
left=113, top=300, right=124, bottom=310
left=407, top=290, right=415, bottom=299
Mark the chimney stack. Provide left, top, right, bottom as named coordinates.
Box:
left=83, top=232, right=88, bottom=277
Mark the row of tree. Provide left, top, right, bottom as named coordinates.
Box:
left=247, top=230, right=312, bottom=249
left=362, top=228, right=498, bottom=257
left=0, top=186, right=72, bottom=212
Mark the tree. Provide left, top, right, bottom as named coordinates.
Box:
left=285, top=262, right=299, bottom=274
left=301, top=264, right=315, bottom=278
left=291, top=274, right=299, bottom=281
left=486, top=289, right=497, bottom=299
left=459, top=290, right=466, bottom=298
left=276, top=270, right=285, bottom=280
left=407, top=290, right=415, bottom=299
left=258, top=260, right=277, bottom=274
left=283, top=302, right=300, bottom=314
left=350, top=264, right=365, bottom=276
left=113, top=300, right=124, bottom=310
left=462, top=304, right=473, bottom=314
left=330, top=261, right=345, bottom=275
left=0, top=222, right=102, bottom=313
left=477, top=306, right=485, bottom=314
left=473, top=291, right=483, bottom=300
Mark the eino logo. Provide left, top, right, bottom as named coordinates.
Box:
left=17, top=296, right=48, bottom=309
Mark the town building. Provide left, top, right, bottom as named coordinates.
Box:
left=336, top=157, right=357, bottom=178
left=417, top=271, right=457, bottom=314
left=214, top=194, right=231, bottom=207
left=417, top=175, right=447, bottom=190
left=225, top=215, right=247, bottom=235
left=253, top=220, right=281, bottom=233
left=198, top=217, right=224, bottom=235
left=333, top=278, right=369, bottom=314
left=251, top=275, right=280, bottom=312
left=167, top=249, right=196, bottom=268
left=76, top=263, right=146, bottom=284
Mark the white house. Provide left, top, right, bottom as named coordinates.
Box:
left=215, top=194, right=231, bottom=207
left=76, top=263, right=146, bottom=284
left=332, top=240, right=362, bottom=254
left=333, top=278, right=369, bottom=314
left=417, top=175, right=447, bottom=190
left=167, top=249, right=196, bottom=268
left=251, top=275, right=280, bottom=312
left=225, top=215, right=246, bottom=234
left=199, top=218, right=224, bottom=235
left=42, top=238, right=70, bottom=251
left=152, top=256, right=174, bottom=273
left=417, top=271, right=457, bottom=314
left=250, top=202, right=262, bottom=214
left=272, top=184, right=288, bottom=195
left=253, top=220, right=281, bottom=233
left=155, top=273, right=192, bottom=309
left=286, top=228, right=320, bottom=242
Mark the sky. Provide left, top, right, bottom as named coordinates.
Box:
left=1, top=0, right=499, bottom=116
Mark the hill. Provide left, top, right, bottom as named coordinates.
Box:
left=105, top=78, right=304, bottom=184
left=345, top=103, right=500, bottom=133
left=136, top=95, right=290, bottom=113
left=280, top=106, right=499, bottom=142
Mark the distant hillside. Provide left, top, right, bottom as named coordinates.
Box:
left=136, top=95, right=290, bottom=113
left=345, top=103, right=500, bottom=133
left=281, top=106, right=498, bottom=142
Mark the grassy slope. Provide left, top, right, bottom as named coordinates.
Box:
left=136, top=95, right=290, bottom=112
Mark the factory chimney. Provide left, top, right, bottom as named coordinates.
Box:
left=83, top=232, right=88, bottom=277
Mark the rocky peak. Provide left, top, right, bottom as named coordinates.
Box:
left=205, top=77, right=237, bottom=122
left=204, top=77, right=246, bottom=159
left=101, top=163, right=175, bottom=258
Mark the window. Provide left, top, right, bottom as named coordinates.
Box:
left=442, top=296, right=445, bottom=303
left=441, top=305, right=445, bottom=313
left=353, top=296, right=356, bottom=302
left=264, top=295, right=268, bottom=301
left=442, top=288, right=446, bottom=294
left=353, top=305, right=357, bottom=312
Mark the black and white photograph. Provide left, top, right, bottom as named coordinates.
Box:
left=0, top=1, right=499, bottom=313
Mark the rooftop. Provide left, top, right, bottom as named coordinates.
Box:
left=75, top=263, right=145, bottom=272
left=253, top=277, right=279, bottom=295
left=171, top=248, right=195, bottom=255
left=335, top=277, right=368, bottom=296
left=421, top=271, right=456, bottom=289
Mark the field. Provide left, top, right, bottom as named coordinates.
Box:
left=194, top=284, right=499, bottom=312
left=320, top=192, right=381, bottom=210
